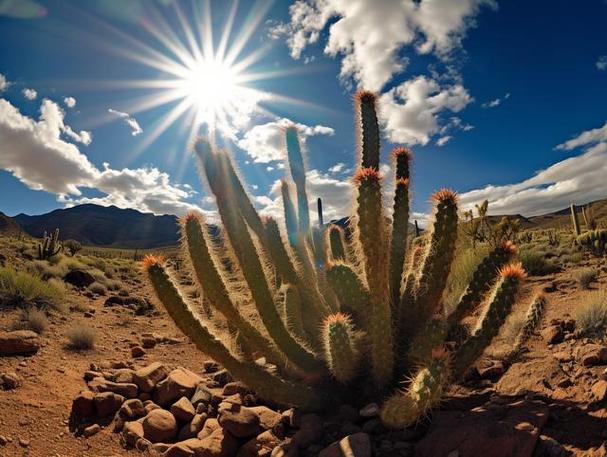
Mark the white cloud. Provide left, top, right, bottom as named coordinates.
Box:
left=458, top=121, right=607, bottom=217
left=379, top=76, right=472, bottom=145
left=482, top=92, right=509, bottom=109
left=0, top=97, right=199, bottom=216
left=0, top=74, right=9, bottom=92
left=436, top=135, right=452, bottom=146
left=237, top=118, right=334, bottom=163
left=328, top=162, right=349, bottom=174
left=22, top=88, right=37, bottom=100
left=597, top=55, right=607, bottom=71
left=272, top=0, right=495, bottom=91
left=108, top=108, right=143, bottom=136
left=64, top=97, right=76, bottom=108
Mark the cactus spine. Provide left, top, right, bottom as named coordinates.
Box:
left=38, top=228, right=62, bottom=260
left=146, top=90, right=528, bottom=429
left=509, top=295, right=546, bottom=359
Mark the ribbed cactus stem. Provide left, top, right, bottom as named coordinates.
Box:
left=380, top=354, right=449, bottom=428
left=322, top=313, right=360, bottom=383
left=353, top=167, right=393, bottom=387
left=511, top=295, right=546, bottom=355
left=282, top=284, right=307, bottom=341
left=286, top=127, right=310, bottom=233
left=317, top=198, right=324, bottom=227
left=570, top=204, right=581, bottom=236
left=389, top=147, right=411, bottom=306
left=182, top=213, right=286, bottom=368
left=38, top=228, right=62, bottom=260
left=452, top=263, right=525, bottom=379
left=449, top=241, right=518, bottom=324
left=195, top=143, right=323, bottom=374
left=281, top=179, right=299, bottom=247
left=355, top=91, right=380, bottom=170
left=143, top=257, right=325, bottom=410
left=414, top=189, right=458, bottom=320
left=326, top=224, right=347, bottom=262
left=326, top=263, right=369, bottom=328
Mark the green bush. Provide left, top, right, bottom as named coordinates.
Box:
left=0, top=266, right=65, bottom=309
left=66, top=323, right=96, bottom=350
left=106, top=279, right=122, bottom=291
left=575, top=291, right=607, bottom=336
left=63, top=239, right=82, bottom=256
left=88, top=281, right=107, bottom=295
left=11, top=307, right=48, bottom=334
left=574, top=268, right=598, bottom=290
left=519, top=249, right=560, bottom=276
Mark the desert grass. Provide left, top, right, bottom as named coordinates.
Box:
left=66, top=322, right=96, bottom=350
left=574, top=268, right=598, bottom=290
left=519, top=248, right=560, bottom=276
left=0, top=266, right=66, bottom=310
left=575, top=290, right=607, bottom=336
left=88, top=281, right=108, bottom=295
left=10, top=307, right=48, bottom=334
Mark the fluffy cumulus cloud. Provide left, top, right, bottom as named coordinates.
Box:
left=108, top=108, right=143, bottom=136
left=0, top=97, right=199, bottom=215
left=458, top=121, right=607, bottom=216
left=0, top=73, right=9, bottom=92
left=22, top=88, right=37, bottom=100
left=237, top=118, right=334, bottom=163
left=64, top=96, right=76, bottom=108
left=379, top=76, right=472, bottom=145
left=272, top=0, right=495, bottom=91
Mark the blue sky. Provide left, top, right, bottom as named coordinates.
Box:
left=1, top=0, right=607, bottom=225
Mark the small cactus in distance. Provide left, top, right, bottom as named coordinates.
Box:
left=570, top=204, right=581, bottom=236
left=144, top=90, right=527, bottom=428
left=38, top=228, right=62, bottom=260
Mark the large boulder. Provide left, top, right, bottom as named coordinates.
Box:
left=63, top=269, right=95, bottom=288
left=142, top=409, right=178, bottom=443
left=217, top=402, right=261, bottom=438
left=88, top=377, right=138, bottom=398
left=318, top=432, right=371, bottom=457
left=238, top=430, right=282, bottom=457
left=132, top=362, right=169, bottom=393
left=171, top=397, right=196, bottom=423
left=0, top=330, right=40, bottom=356
left=94, top=392, right=125, bottom=417
left=153, top=368, right=203, bottom=407
left=71, top=390, right=96, bottom=418
left=197, top=428, right=240, bottom=457
left=415, top=400, right=549, bottom=457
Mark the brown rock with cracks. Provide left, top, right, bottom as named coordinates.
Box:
left=94, top=391, right=126, bottom=417
left=132, top=362, right=169, bottom=393
left=142, top=409, right=178, bottom=443
left=171, top=396, right=196, bottom=423
left=0, top=330, right=40, bottom=355
left=217, top=402, right=261, bottom=438
left=153, top=367, right=203, bottom=407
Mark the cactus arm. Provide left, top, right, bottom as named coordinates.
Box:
left=508, top=295, right=546, bottom=361
left=286, top=127, right=310, bottom=233
left=353, top=167, right=393, bottom=388
left=182, top=214, right=287, bottom=369
left=414, top=190, right=459, bottom=322
left=380, top=355, right=449, bottom=429
left=281, top=179, right=299, bottom=247
left=317, top=197, right=324, bottom=227
left=322, top=313, right=360, bottom=383
left=452, top=264, right=525, bottom=379
left=195, top=144, right=324, bottom=374
left=389, top=147, right=411, bottom=307
left=325, top=263, right=369, bottom=328
left=326, top=224, right=347, bottom=263
left=570, top=204, right=581, bottom=236
left=281, top=284, right=307, bottom=341
left=355, top=91, right=381, bottom=170
left=144, top=258, right=325, bottom=410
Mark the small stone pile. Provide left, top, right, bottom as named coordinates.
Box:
left=70, top=360, right=385, bottom=456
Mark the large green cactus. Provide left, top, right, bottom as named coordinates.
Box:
left=38, top=228, right=62, bottom=260
left=145, top=90, right=528, bottom=428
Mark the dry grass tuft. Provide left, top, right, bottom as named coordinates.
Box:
left=66, top=323, right=96, bottom=350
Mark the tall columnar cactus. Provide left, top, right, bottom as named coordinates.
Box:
left=38, top=228, right=62, bottom=260
left=570, top=204, right=581, bottom=236
left=145, top=90, right=528, bottom=428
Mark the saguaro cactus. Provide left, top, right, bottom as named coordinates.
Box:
left=570, top=204, right=581, bottom=236
left=38, top=228, right=62, bottom=260
left=145, top=90, right=528, bottom=428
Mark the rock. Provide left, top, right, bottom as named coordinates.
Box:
left=497, top=359, right=568, bottom=397
left=476, top=359, right=505, bottom=379
left=83, top=423, right=101, bottom=438
left=552, top=351, right=572, bottom=363
left=577, top=344, right=607, bottom=367
left=292, top=413, right=323, bottom=448
left=94, top=392, right=126, bottom=417
left=145, top=402, right=162, bottom=414
left=88, top=378, right=138, bottom=398
left=541, top=325, right=564, bottom=344
left=198, top=418, right=221, bottom=439
left=133, top=362, right=169, bottom=393
left=164, top=442, right=196, bottom=457
left=178, top=413, right=208, bottom=441
left=64, top=269, right=95, bottom=288
left=122, top=420, right=145, bottom=448
left=238, top=430, right=282, bottom=457
left=198, top=428, right=240, bottom=457
left=210, top=369, right=233, bottom=386
left=104, top=296, right=125, bottom=306
left=142, top=336, right=156, bottom=349
left=131, top=346, right=145, bottom=358
left=337, top=405, right=360, bottom=423
left=113, top=368, right=135, bottom=384
left=0, top=372, right=22, bottom=390
left=415, top=400, right=548, bottom=457
left=319, top=432, right=371, bottom=457
left=249, top=406, right=282, bottom=430
left=223, top=381, right=250, bottom=396
left=19, top=438, right=30, bottom=447
left=203, top=360, right=221, bottom=373
left=218, top=402, right=261, bottom=438
left=0, top=330, right=40, bottom=355
left=591, top=380, right=607, bottom=401
left=191, top=383, right=213, bottom=407
left=118, top=398, right=146, bottom=421
left=359, top=403, right=379, bottom=418
left=171, top=397, right=196, bottom=423
left=153, top=368, right=203, bottom=407
left=72, top=390, right=96, bottom=418
left=142, top=409, right=178, bottom=443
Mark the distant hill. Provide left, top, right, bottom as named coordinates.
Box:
left=0, top=211, right=21, bottom=235
left=13, top=204, right=180, bottom=249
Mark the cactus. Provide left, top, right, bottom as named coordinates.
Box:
left=38, top=228, right=62, bottom=260
left=570, top=204, right=581, bottom=236
left=145, top=90, right=528, bottom=429
left=506, top=295, right=546, bottom=363
left=577, top=229, right=607, bottom=256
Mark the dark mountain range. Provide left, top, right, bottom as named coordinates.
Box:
left=0, top=211, right=22, bottom=235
